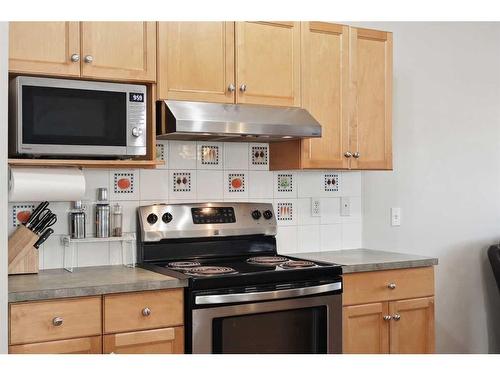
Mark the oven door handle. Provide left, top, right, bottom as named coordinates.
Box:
left=195, top=282, right=342, bottom=305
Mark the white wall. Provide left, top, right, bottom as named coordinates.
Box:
left=0, top=22, right=9, bottom=354
left=356, top=22, right=500, bottom=353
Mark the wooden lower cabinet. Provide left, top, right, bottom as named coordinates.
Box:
left=103, top=327, right=184, bottom=354
left=9, top=336, right=102, bottom=354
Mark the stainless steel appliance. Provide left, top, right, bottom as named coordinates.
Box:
left=10, top=76, right=147, bottom=157
left=156, top=100, right=322, bottom=142
left=137, top=202, right=342, bottom=354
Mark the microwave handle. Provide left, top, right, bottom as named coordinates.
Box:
left=195, top=282, right=342, bottom=305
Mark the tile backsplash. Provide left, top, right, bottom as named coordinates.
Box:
left=8, top=141, right=362, bottom=270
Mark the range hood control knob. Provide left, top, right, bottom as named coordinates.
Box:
left=147, top=213, right=158, bottom=225
left=263, top=210, right=273, bottom=220
left=162, top=212, right=173, bottom=223
left=132, top=127, right=143, bottom=137
left=251, top=210, right=262, bottom=220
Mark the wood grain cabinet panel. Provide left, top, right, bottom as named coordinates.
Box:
left=9, top=336, right=102, bottom=354
left=235, top=21, right=300, bottom=107
left=9, top=22, right=80, bottom=77
left=81, top=22, right=156, bottom=82
left=103, top=289, right=183, bottom=334
left=103, top=327, right=184, bottom=354
left=157, top=22, right=235, bottom=103
left=9, top=296, right=102, bottom=345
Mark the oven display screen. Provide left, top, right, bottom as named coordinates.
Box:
left=191, top=207, right=236, bottom=224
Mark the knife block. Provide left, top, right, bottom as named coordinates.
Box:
left=8, top=225, right=40, bottom=275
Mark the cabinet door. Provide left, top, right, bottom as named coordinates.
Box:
left=9, top=336, right=102, bottom=354
left=343, top=302, right=389, bottom=354
left=158, top=22, right=235, bottom=103
left=235, top=22, right=300, bottom=106
left=81, top=22, right=156, bottom=82
left=9, top=22, right=80, bottom=77
left=300, top=22, right=349, bottom=169
left=389, top=297, right=435, bottom=354
left=103, top=327, right=184, bottom=354
left=349, top=27, right=392, bottom=170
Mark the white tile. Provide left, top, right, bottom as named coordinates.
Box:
left=38, top=246, right=45, bottom=269
left=77, top=241, right=110, bottom=267
left=197, top=142, right=223, bottom=170
left=224, top=142, right=248, bottom=170
left=168, top=140, right=196, bottom=169
left=342, top=222, right=362, bottom=249
left=248, top=171, right=274, bottom=199
left=320, top=224, right=342, bottom=251
left=273, top=171, right=297, bottom=198
left=223, top=171, right=248, bottom=199
left=341, top=196, right=362, bottom=223
left=109, top=242, right=123, bottom=266
left=169, top=170, right=197, bottom=200
left=273, top=199, right=297, bottom=226
left=42, top=235, right=65, bottom=269
left=109, top=170, right=140, bottom=201
left=140, top=169, right=169, bottom=201
left=168, top=199, right=198, bottom=204
left=320, top=171, right=342, bottom=197
left=296, top=171, right=322, bottom=197
left=155, top=141, right=169, bottom=169
left=342, top=171, right=362, bottom=196
left=83, top=169, right=109, bottom=201
left=276, top=226, right=298, bottom=254
left=296, top=198, right=320, bottom=226
left=297, top=225, right=321, bottom=253
left=320, top=197, right=341, bottom=224
left=197, top=170, right=224, bottom=200
left=50, top=201, right=71, bottom=235
left=139, top=200, right=169, bottom=207
left=248, top=143, right=269, bottom=170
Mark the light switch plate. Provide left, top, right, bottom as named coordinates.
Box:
left=341, top=197, right=350, bottom=216
left=311, top=198, right=321, bottom=217
left=391, top=207, right=401, bottom=226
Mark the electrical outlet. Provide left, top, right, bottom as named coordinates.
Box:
left=311, top=198, right=321, bottom=217
left=391, top=207, right=401, bottom=226
left=341, top=197, right=351, bottom=216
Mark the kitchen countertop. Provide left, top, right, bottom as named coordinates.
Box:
left=8, top=265, right=187, bottom=303
left=294, top=248, right=438, bottom=273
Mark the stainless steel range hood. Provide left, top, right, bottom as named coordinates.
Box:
left=156, top=100, right=322, bottom=142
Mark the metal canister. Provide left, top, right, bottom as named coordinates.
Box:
left=69, top=201, right=86, bottom=239
left=95, top=204, right=110, bottom=238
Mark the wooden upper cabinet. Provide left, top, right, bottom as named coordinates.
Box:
left=80, top=22, right=156, bottom=82
left=235, top=22, right=300, bottom=107
left=300, top=22, right=349, bottom=169
left=157, top=22, right=235, bottom=103
left=349, top=27, right=393, bottom=170
left=9, top=22, right=81, bottom=77
left=343, top=302, right=389, bottom=354
left=389, top=297, right=435, bottom=354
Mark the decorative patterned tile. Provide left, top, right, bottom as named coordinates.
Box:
left=11, top=203, right=35, bottom=228
left=169, top=170, right=197, bottom=200
left=276, top=202, right=293, bottom=221
left=277, top=173, right=293, bottom=192
left=249, top=144, right=269, bottom=170
left=196, top=142, right=222, bottom=170
left=108, top=170, right=140, bottom=201
left=155, top=141, right=168, bottom=169
left=172, top=172, right=192, bottom=192
left=274, top=171, right=297, bottom=198
left=228, top=173, right=245, bottom=193
left=324, top=173, right=340, bottom=192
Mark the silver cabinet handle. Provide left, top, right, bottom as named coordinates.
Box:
left=84, top=55, right=94, bottom=64
left=353, top=152, right=360, bottom=158
left=228, top=84, right=236, bottom=92
left=388, top=283, right=396, bottom=289
left=393, top=313, right=401, bottom=321
left=383, top=315, right=392, bottom=321
left=142, top=307, right=151, bottom=317
left=344, top=151, right=353, bottom=158
left=52, top=317, right=63, bottom=326
left=239, top=84, right=247, bottom=92
left=71, top=54, right=80, bottom=63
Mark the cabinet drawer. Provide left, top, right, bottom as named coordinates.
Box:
left=9, top=296, right=102, bottom=345
left=343, top=267, right=434, bottom=306
left=103, top=289, right=183, bottom=333
left=103, top=327, right=184, bottom=354
left=9, top=336, right=102, bottom=354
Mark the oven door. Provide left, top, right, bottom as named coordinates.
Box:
left=191, top=281, right=342, bottom=354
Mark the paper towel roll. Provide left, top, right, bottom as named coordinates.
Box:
left=9, top=167, right=86, bottom=202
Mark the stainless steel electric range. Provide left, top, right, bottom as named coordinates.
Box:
left=137, top=202, right=342, bottom=354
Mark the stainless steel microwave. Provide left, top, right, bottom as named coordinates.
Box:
left=9, top=76, right=147, bottom=157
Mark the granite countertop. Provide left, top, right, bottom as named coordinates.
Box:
left=294, top=248, right=438, bottom=273
left=8, top=265, right=187, bottom=303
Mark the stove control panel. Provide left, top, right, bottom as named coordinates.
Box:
left=192, top=207, right=236, bottom=224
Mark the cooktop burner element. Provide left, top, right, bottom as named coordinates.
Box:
left=281, top=260, right=317, bottom=269
left=167, top=261, right=201, bottom=269
left=247, top=256, right=290, bottom=265
left=185, top=266, right=238, bottom=277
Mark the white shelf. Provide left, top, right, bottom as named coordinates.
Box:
left=61, top=233, right=136, bottom=245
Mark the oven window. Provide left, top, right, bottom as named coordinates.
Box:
left=22, top=86, right=127, bottom=146
left=212, top=307, right=327, bottom=354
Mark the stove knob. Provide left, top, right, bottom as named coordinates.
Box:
left=162, top=212, right=173, bottom=223
left=263, top=210, right=273, bottom=220
left=146, top=213, right=158, bottom=225
left=251, top=210, right=262, bottom=220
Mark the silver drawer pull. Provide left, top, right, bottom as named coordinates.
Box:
left=142, top=307, right=151, bottom=317
left=387, top=283, right=396, bottom=289
left=52, top=317, right=63, bottom=326
left=393, top=313, right=401, bottom=321
left=383, top=315, right=392, bottom=321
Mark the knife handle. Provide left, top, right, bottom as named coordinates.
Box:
left=33, top=228, right=54, bottom=249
